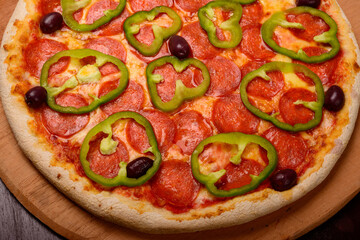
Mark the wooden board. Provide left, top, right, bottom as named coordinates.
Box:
left=1, top=0, right=360, bottom=239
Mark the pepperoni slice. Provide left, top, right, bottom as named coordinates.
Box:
left=133, top=25, right=170, bottom=63
left=24, top=39, right=69, bottom=78
left=41, top=93, right=89, bottom=137
left=153, top=63, right=200, bottom=102
left=181, top=22, right=220, bottom=60
left=84, top=37, right=127, bottom=75
left=239, top=25, right=275, bottom=61
left=129, top=0, right=173, bottom=12
left=175, top=0, right=212, bottom=13
left=174, top=110, right=212, bottom=155
left=88, top=135, right=129, bottom=178
left=40, top=0, right=62, bottom=15
left=95, top=9, right=130, bottom=36
left=293, top=47, right=341, bottom=86
left=240, top=1, right=264, bottom=28
left=212, top=94, right=260, bottom=134
left=262, top=127, right=309, bottom=173
left=126, top=110, right=176, bottom=153
left=286, top=13, right=330, bottom=42
left=215, top=160, right=264, bottom=191
left=201, top=56, right=241, bottom=97
left=279, top=88, right=317, bottom=126
left=241, top=61, right=285, bottom=99
left=99, top=81, right=145, bottom=116
left=150, top=160, right=200, bottom=208
left=85, top=0, right=119, bottom=24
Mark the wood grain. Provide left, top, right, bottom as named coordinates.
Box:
left=0, top=0, right=360, bottom=239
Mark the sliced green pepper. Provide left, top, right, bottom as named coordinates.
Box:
left=146, top=56, right=210, bottom=112
left=240, top=62, right=324, bottom=132
left=198, top=1, right=243, bottom=49
left=261, top=7, right=339, bottom=63
left=61, top=0, right=126, bottom=32
left=40, top=49, right=129, bottom=114
left=124, top=6, right=182, bottom=57
left=80, top=111, right=161, bottom=187
left=191, top=132, right=277, bottom=198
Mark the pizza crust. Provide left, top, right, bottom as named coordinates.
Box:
left=1, top=0, right=360, bottom=234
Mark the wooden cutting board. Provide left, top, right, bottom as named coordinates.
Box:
left=1, top=0, right=360, bottom=239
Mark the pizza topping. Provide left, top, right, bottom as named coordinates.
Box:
left=150, top=160, right=200, bottom=208
left=241, top=61, right=284, bottom=99
left=169, top=35, right=191, bottom=59
left=88, top=135, right=128, bottom=178
left=239, top=25, right=276, bottom=61
left=39, top=0, right=62, bottom=15
left=40, top=12, right=63, bottom=34
left=324, top=85, right=345, bottom=112
left=279, top=88, right=317, bottom=126
left=95, top=8, right=130, bottom=36
left=24, top=39, right=69, bottom=78
left=293, top=47, right=341, bottom=86
left=84, top=37, right=127, bottom=71
left=262, top=127, right=308, bottom=173
left=126, top=157, right=154, bottom=179
left=146, top=56, right=210, bottom=112
left=191, top=132, right=277, bottom=197
left=124, top=6, right=182, bottom=57
left=126, top=109, right=175, bottom=153
left=212, top=94, right=260, bottom=134
left=76, top=64, right=101, bottom=84
left=270, top=169, right=298, bottom=192
left=240, top=62, right=324, bottom=132
left=181, top=22, right=220, bottom=59
left=80, top=112, right=162, bottom=187
left=175, top=0, right=212, bottom=14
left=85, top=0, right=118, bottom=25
left=198, top=1, right=242, bottom=49
left=203, top=56, right=241, bottom=97
left=129, top=0, right=173, bottom=12
left=61, top=0, right=126, bottom=32
left=25, top=86, right=48, bottom=108
left=174, top=110, right=212, bottom=155
left=261, top=7, right=339, bottom=63
left=296, top=0, right=321, bottom=8
left=41, top=93, right=90, bottom=137
left=286, top=13, right=329, bottom=42
left=240, top=1, right=263, bottom=28
left=40, top=49, right=129, bottom=114
left=99, top=81, right=145, bottom=116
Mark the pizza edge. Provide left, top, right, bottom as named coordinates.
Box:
left=1, top=0, right=360, bottom=234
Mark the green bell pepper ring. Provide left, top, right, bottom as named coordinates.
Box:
left=261, top=7, right=340, bottom=63
left=198, top=1, right=243, bottom=49
left=191, top=132, right=277, bottom=198
left=240, top=62, right=324, bottom=132
left=61, top=0, right=126, bottom=32
left=146, top=56, right=210, bottom=112
left=80, top=111, right=161, bottom=187
left=124, top=6, right=182, bottom=57
left=40, top=49, right=129, bottom=114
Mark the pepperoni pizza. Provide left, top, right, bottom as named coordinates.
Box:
left=1, top=0, right=360, bottom=234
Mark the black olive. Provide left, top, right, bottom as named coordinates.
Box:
left=169, top=35, right=191, bottom=59
left=324, top=85, right=345, bottom=112
left=126, top=157, right=154, bottom=179
left=25, top=86, right=48, bottom=108
left=270, top=169, right=297, bottom=192
left=40, top=12, right=63, bottom=34
left=296, top=0, right=321, bottom=8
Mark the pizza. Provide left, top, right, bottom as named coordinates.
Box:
left=0, top=0, right=359, bottom=234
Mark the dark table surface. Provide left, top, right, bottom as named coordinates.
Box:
left=0, top=177, right=359, bottom=239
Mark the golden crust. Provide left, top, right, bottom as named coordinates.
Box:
left=1, top=0, right=360, bottom=234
